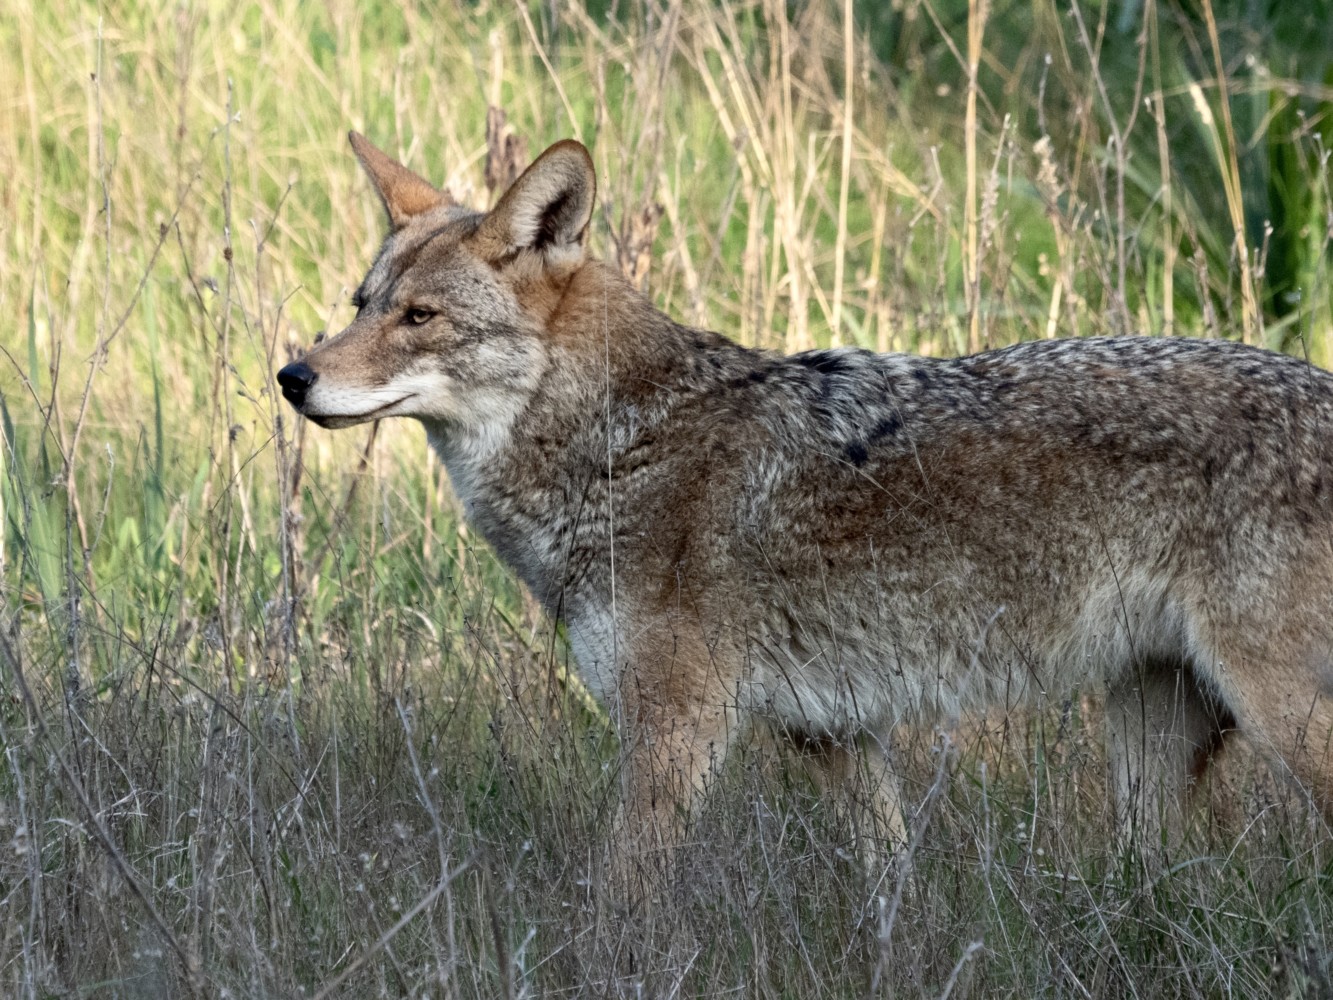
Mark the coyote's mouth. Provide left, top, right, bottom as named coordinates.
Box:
left=305, top=394, right=415, bottom=428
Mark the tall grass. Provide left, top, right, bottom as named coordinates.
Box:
left=2, top=0, right=1331, bottom=996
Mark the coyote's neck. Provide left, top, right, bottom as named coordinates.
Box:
left=427, top=263, right=762, bottom=613
left=420, top=397, right=528, bottom=518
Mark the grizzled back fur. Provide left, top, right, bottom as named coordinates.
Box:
left=279, top=134, right=1333, bottom=887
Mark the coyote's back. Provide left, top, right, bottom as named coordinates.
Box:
left=279, top=134, right=1333, bottom=886
left=728, top=336, right=1333, bottom=725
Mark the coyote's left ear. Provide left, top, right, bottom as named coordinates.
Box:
left=473, top=140, right=595, bottom=266
left=349, top=131, right=452, bottom=229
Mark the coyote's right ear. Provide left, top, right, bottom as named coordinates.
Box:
left=473, top=140, right=595, bottom=266
left=349, top=131, right=452, bottom=229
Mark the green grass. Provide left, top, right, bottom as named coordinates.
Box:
left=2, top=0, right=1332, bottom=996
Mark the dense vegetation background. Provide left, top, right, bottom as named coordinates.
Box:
left=2, top=0, right=1331, bottom=996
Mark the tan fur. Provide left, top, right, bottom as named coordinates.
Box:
left=349, top=131, right=453, bottom=227
left=278, top=135, right=1333, bottom=884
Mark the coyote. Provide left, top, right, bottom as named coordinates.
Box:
left=279, top=133, right=1333, bottom=880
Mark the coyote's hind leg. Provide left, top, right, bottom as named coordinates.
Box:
left=1207, top=627, right=1333, bottom=822
left=1104, top=658, right=1235, bottom=850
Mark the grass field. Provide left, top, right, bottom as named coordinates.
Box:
left=3, top=0, right=1333, bottom=996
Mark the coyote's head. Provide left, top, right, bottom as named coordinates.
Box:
left=277, top=133, right=596, bottom=443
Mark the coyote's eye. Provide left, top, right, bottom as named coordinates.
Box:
left=404, top=307, right=435, bottom=326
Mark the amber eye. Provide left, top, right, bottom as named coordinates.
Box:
left=404, top=307, right=435, bottom=326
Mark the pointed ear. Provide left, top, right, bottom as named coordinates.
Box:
left=473, top=140, right=595, bottom=264
left=348, top=131, right=452, bottom=229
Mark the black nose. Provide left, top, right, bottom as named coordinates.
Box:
left=276, top=361, right=318, bottom=407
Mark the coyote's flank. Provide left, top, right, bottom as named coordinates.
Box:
left=279, top=133, right=1333, bottom=889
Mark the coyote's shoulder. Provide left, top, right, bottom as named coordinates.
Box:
left=280, top=134, right=1333, bottom=885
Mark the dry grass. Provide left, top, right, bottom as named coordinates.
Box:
left=2, top=0, right=1332, bottom=996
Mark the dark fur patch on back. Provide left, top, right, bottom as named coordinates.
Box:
left=792, top=350, right=857, bottom=375
left=869, top=415, right=901, bottom=441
